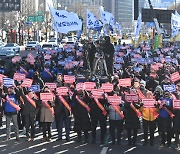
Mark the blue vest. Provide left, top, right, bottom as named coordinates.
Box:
left=5, top=94, right=19, bottom=113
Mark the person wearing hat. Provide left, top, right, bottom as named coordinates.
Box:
left=139, top=80, right=148, bottom=96
left=0, top=85, right=21, bottom=141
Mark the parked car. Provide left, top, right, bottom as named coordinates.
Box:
left=48, top=38, right=58, bottom=45
left=25, top=41, right=41, bottom=50
left=0, top=48, right=19, bottom=62
left=42, top=43, right=59, bottom=50
left=2, top=43, right=20, bottom=53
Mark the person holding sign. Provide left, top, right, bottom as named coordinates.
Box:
left=40, top=86, right=55, bottom=141
left=89, top=91, right=108, bottom=145
left=0, top=86, right=21, bottom=141
left=140, top=91, right=158, bottom=146
left=19, top=87, right=40, bottom=141
left=41, top=64, right=55, bottom=82
left=124, top=86, right=141, bottom=146
left=54, top=90, right=71, bottom=142
left=172, top=92, right=180, bottom=150
left=71, top=90, right=91, bottom=143
left=107, top=94, right=124, bottom=145
left=158, top=91, right=173, bottom=147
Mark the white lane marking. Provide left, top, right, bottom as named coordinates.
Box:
left=100, top=147, right=108, bottom=154
left=34, top=148, right=47, bottom=153
left=123, top=147, right=136, bottom=153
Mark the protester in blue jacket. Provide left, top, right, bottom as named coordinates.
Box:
left=158, top=90, right=173, bottom=147
left=0, top=86, right=21, bottom=141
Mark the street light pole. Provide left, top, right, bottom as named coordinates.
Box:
left=175, top=0, right=177, bottom=10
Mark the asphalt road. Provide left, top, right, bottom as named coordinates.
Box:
left=0, top=118, right=180, bottom=154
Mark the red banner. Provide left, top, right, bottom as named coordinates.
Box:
left=44, top=54, right=52, bottom=60
left=27, top=53, right=34, bottom=59
left=101, top=83, right=114, bottom=92
left=45, top=83, right=57, bottom=91
left=151, top=64, right=159, bottom=71
left=56, top=87, right=69, bottom=96
left=0, top=74, right=7, bottom=83
left=142, top=99, right=156, bottom=108
left=107, top=96, right=121, bottom=105
left=76, top=82, right=85, bottom=91
left=125, top=94, right=138, bottom=102
left=21, top=78, right=33, bottom=88
left=119, top=78, right=131, bottom=87
left=173, top=100, right=180, bottom=109
left=84, top=82, right=96, bottom=91
left=40, top=93, right=54, bottom=102
left=64, top=75, right=75, bottom=83
left=91, top=89, right=104, bottom=99
left=171, top=72, right=180, bottom=82
left=13, top=73, right=26, bottom=81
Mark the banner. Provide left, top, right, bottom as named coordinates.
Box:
left=101, top=83, right=113, bottom=93
left=163, top=84, right=176, bottom=93
left=99, top=6, right=114, bottom=26
left=142, top=99, right=156, bottom=108
left=173, top=100, right=180, bottom=109
left=12, top=56, right=21, bottom=63
left=119, top=78, right=131, bottom=87
left=76, top=83, right=85, bottom=91
left=91, top=89, right=104, bottom=99
left=107, top=96, right=121, bottom=105
left=13, top=73, right=26, bottom=81
left=49, top=6, right=82, bottom=34
left=56, top=87, right=69, bottom=96
left=0, top=74, right=7, bottom=83
left=87, top=9, right=103, bottom=31
left=125, top=94, right=138, bottom=102
left=154, top=35, right=160, bottom=50
left=29, top=85, right=40, bottom=93
left=44, top=54, right=52, bottom=60
left=21, top=79, right=33, bottom=88
left=84, top=82, right=96, bottom=91
left=134, top=13, right=142, bottom=37
left=40, top=93, right=54, bottom=102
left=171, top=13, right=180, bottom=37
left=64, top=75, right=75, bottom=83
left=170, top=72, right=180, bottom=82
left=3, top=78, right=14, bottom=87
left=45, top=83, right=57, bottom=91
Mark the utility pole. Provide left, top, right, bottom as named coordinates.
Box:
left=147, top=0, right=161, bottom=34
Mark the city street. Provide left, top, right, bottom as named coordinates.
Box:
left=0, top=117, right=179, bottom=154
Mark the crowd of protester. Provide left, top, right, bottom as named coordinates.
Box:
left=0, top=36, right=179, bottom=151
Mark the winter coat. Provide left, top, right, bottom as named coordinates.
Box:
left=40, top=100, right=55, bottom=123
left=72, top=94, right=91, bottom=132
left=108, top=104, right=124, bottom=121
left=173, top=109, right=180, bottom=133
left=89, top=98, right=108, bottom=120
left=124, top=102, right=141, bottom=130
left=54, top=95, right=71, bottom=119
